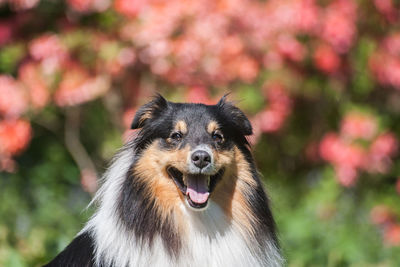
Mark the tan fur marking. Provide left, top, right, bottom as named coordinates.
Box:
left=175, top=120, right=187, bottom=134
left=133, top=139, right=258, bottom=244
left=207, top=121, right=219, bottom=134
left=213, top=149, right=235, bottom=170
left=233, top=147, right=257, bottom=188
left=133, top=141, right=191, bottom=218
left=138, top=111, right=152, bottom=126
left=213, top=146, right=258, bottom=240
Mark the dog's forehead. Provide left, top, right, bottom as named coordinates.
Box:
left=172, top=104, right=219, bottom=129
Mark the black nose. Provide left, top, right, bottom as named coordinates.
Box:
left=191, top=150, right=211, bottom=169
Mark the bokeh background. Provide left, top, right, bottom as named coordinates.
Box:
left=1, top=0, right=400, bottom=266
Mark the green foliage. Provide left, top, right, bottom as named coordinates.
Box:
left=0, top=44, right=25, bottom=74
left=1, top=0, right=400, bottom=266
left=0, top=138, right=92, bottom=266
left=269, top=170, right=400, bottom=266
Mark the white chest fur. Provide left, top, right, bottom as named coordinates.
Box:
left=86, top=201, right=281, bottom=267
left=83, top=150, right=282, bottom=267
left=175, top=201, right=275, bottom=267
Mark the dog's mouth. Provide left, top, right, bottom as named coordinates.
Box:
left=167, top=166, right=224, bottom=209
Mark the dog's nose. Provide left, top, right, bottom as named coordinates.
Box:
left=191, top=150, right=211, bottom=169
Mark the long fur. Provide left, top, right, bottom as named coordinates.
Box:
left=45, top=97, right=283, bottom=267
left=78, top=145, right=282, bottom=267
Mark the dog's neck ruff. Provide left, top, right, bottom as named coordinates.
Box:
left=82, top=148, right=283, bottom=267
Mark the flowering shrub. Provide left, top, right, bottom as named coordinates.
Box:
left=1, top=0, right=400, bottom=265
left=319, top=111, right=398, bottom=186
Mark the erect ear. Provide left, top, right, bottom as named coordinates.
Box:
left=131, top=94, right=168, bottom=129
left=217, top=94, right=253, bottom=136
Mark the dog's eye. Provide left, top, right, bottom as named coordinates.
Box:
left=170, top=132, right=183, bottom=141
left=212, top=131, right=223, bottom=143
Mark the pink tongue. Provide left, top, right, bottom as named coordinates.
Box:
left=186, top=174, right=210, bottom=204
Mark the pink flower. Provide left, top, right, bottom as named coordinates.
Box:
left=321, top=13, right=356, bottom=53
left=319, top=133, right=342, bottom=162
left=384, top=59, right=400, bottom=88
left=321, top=0, right=357, bottom=53
left=185, top=86, right=213, bottom=105
left=339, top=143, right=365, bottom=168
left=0, top=155, right=16, bottom=173
left=236, top=55, right=259, bottom=83
left=296, top=0, right=320, bottom=33
left=54, top=64, right=111, bottom=106
left=370, top=34, right=400, bottom=89
left=340, top=112, right=378, bottom=141
left=329, top=0, right=358, bottom=18
left=0, top=21, right=12, bottom=46
left=264, top=82, right=291, bottom=115
left=118, top=48, right=136, bottom=67
left=0, top=119, right=32, bottom=156
left=276, top=34, right=305, bottom=62
left=18, top=62, right=49, bottom=110
left=370, top=52, right=400, bottom=89
left=67, top=0, right=93, bottom=12
left=114, top=0, right=147, bottom=17
left=365, top=133, right=398, bottom=173
left=257, top=82, right=292, bottom=133
left=313, top=43, right=341, bottom=74
left=29, top=34, right=67, bottom=62
left=0, top=75, right=28, bottom=118
left=258, top=109, right=286, bottom=133
left=319, top=133, right=367, bottom=186
left=263, top=50, right=284, bottom=70
left=370, top=133, right=398, bottom=157
left=10, top=0, right=40, bottom=10
left=383, top=33, right=400, bottom=56
left=67, top=0, right=111, bottom=13
left=374, top=0, right=397, bottom=23
left=370, top=205, right=394, bottom=225
left=384, top=224, right=400, bottom=246
left=335, top=164, right=358, bottom=187
left=222, top=35, right=244, bottom=57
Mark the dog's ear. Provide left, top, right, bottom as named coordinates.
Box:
left=217, top=94, right=253, bottom=136
left=131, top=94, right=168, bottom=129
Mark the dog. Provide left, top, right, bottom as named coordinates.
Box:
left=45, top=95, right=283, bottom=267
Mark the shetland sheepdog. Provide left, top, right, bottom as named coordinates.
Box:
left=45, top=95, right=283, bottom=267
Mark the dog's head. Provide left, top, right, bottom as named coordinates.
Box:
left=130, top=94, right=253, bottom=211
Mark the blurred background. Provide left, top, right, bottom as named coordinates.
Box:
left=1, top=0, right=400, bottom=266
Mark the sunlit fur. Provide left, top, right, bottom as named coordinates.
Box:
left=45, top=95, right=283, bottom=267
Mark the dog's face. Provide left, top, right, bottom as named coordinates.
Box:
left=131, top=95, right=252, bottom=211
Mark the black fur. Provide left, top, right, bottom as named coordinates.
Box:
left=45, top=95, right=279, bottom=266
left=121, top=95, right=278, bottom=257
left=131, top=95, right=252, bottom=153
left=131, top=94, right=169, bottom=130
left=217, top=95, right=253, bottom=136
left=44, top=232, right=97, bottom=267
left=118, top=166, right=181, bottom=257
left=238, top=145, right=279, bottom=248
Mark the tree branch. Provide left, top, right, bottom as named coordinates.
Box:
left=64, top=107, right=98, bottom=194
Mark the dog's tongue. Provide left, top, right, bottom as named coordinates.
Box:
left=186, top=174, right=210, bottom=204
